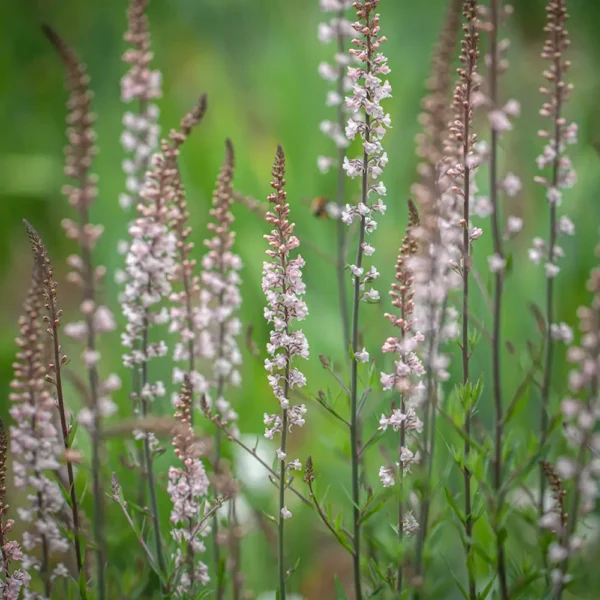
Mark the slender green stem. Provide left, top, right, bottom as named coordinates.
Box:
left=461, top=84, right=477, bottom=600
left=230, top=496, right=243, bottom=600
left=488, top=2, right=508, bottom=597
left=39, top=493, right=52, bottom=598
left=141, top=319, right=167, bottom=578
left=79, top=203, right=106, bottom=600
left=278, top=408, right=289, bottom=600
left=396, top=405, right=406, bottom=593
left=349, top=116, right=369, bottom=600
left=277, top=220, right=292, bottom=600
left=44, top=277, right=84, bottom=576
left=213, top=378, right=225, bottom=600
left=539, top=11, right=564, bottom=522
left=335, top=7, right=350, bottom=352
left=113, top=493, right=158, bottom=571
left=213, top=187, right=232, bottom=599
left=414, top=259, right=450, bottom=600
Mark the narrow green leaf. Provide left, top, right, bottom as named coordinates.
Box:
left=358, top=496, right=390, bottom=525
left=335, top=576, right=350, bottom=600
left=450, top=571, right=469, bottom=600
left=510, top=572, right=543, bottom=598
left=68, top=421, right=79, bottom=447
left=443, top=486, right=465, bottom=523
left=368, top=359, right=377, bottom=387
left=367, top=584, right=385, bottom=598
left=478, top=574, right=496, bottom=600
left=472, top=542, right=493, bottom=566
left=78, top=569, right=88, bottom=600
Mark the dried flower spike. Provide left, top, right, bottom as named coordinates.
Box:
left=44, top=27, right=115, bottom=599
left=23, top=220, right=84, bottom=576
left=9, top=258, right=68, bottom=597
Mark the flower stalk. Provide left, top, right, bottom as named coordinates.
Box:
left=446, top=3, right=480, bottom=598
left=195, top=137, right=242, bottom=598
left=44, top=26, right=118, bottom=599
left=342, top=2, right=392, bottom=595
left=263, top=145, right=310, bottom=599
left=378, top=201, right=424, bottom=593
left=483, top=2, right=513, bottom=597
left=9, top=252, right=70, bottom=598
left=24, top=222, right=84, bottom=578
left=411, top=1, right=462, bottom=585
left=535, top=0, right=576, bottom=523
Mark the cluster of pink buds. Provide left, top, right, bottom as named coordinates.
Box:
left=530, top=0, right=577, bottom=279
left=378, top=203, right=425, bottom=507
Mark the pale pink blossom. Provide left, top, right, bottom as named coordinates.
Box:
left=168, top=379, right=211, bottom=595
left=263, top=147, right=309, bottom=477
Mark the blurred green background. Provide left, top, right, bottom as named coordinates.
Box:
left=2, top=0, right=600, bottom=598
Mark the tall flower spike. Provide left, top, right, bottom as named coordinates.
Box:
left=44, top=27, right=116, bottom=598
left=117, top=0, right=162, bottom=385
left=410, top=0, right=462, bottom=582
left=195, top=139, right=242, bottom=598
left=24, top=221, right=85, bottom=576
left=122, top=96, right=206, bottom=578
left=168, top=377, right=211, bottom=597
left=378, top=201, right=425, bottom=592
left=9, top=261, right=68, bottom=598
left=379, top=201, right=425, bottom=400
left=445, top=3, right=480, bottom=599
left=473, top=4, right=520, bottom=598
left=411, top=0, right=463, bottom=364
left=535, top=0, right=577, bottom=524
left=263, top=145, right=309, bottom=600
left=0, top=418, right=30, bottom=599
left=43, top=26, right=115, bottom=348
left=167, top=94, right=209, bottom=408
left=342, top=3, right=391, bottom=597
left=196, top=139, right=242, bottom=431
left=549, top=238, right=600, bottom=599
left=342, top=1, right=391, bottom=302
left=317, top=0, right=354, bottom=162
left=317, top=0, right=354, bottom=349
left=119, top=0, right=162, bottom=212
left=122, top=123, right=178, bottom=580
